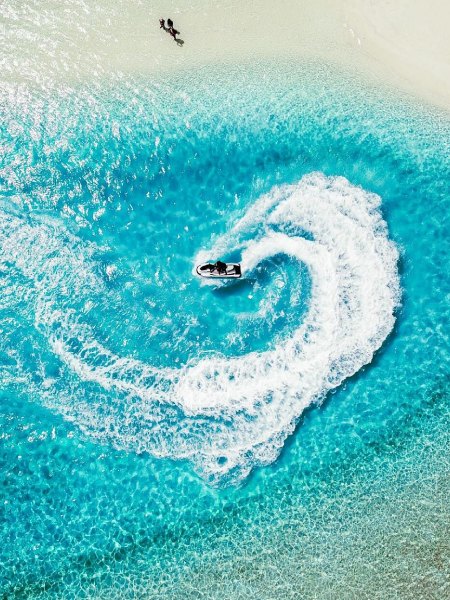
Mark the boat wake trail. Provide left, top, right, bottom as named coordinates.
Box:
left=0, top=173, right=400, bottom=485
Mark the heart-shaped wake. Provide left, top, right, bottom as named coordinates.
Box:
left=0, top=173, right=400, bottom=485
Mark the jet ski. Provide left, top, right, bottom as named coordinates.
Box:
left=196, top=260, right=242, bottom=279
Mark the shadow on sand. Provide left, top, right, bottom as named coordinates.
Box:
left=160, top=22, right=185, bottom=47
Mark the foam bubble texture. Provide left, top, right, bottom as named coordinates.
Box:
left=0, top=173, right=399, bottom=485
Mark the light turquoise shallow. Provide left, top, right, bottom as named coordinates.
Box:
left=1, top=58, right=449, bottom=598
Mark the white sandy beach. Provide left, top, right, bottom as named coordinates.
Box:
left=3, top=0, right=450, bottom=110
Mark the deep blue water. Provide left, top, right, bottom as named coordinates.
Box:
left=1, top=61, right=449, bottom=598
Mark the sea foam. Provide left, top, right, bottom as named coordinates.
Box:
left=0, top=173, right=400, bottom=484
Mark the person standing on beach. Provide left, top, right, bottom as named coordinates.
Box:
left=167, top=18, right=180, bottom=40
left=159, top=17, right=181, bottom=42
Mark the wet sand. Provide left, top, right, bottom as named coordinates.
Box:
left=3, top=0, right=450, bottom=110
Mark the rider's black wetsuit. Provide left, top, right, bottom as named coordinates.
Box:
left=215, top=261, right=227, bottom=274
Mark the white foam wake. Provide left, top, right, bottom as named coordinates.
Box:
left=0, top=174, right=400, bottom=485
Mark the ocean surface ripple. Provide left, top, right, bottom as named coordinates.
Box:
left=1, top=171, right=399, bottom=484
left=1, top=35, right=449, bottom=595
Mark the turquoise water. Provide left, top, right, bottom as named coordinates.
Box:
left=1, top=57, right=449, bottom=598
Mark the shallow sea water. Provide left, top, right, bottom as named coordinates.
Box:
left=1, top=17, right=449, bottom=599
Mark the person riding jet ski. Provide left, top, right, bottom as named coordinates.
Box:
left=196, top=260, right=242, bottom=279
left=215, top=260, right=227, bottom=274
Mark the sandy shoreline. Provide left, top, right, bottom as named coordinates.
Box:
left=344, top=0, right=450, bottom=111
left=2, top=0, right=450, bottom=111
